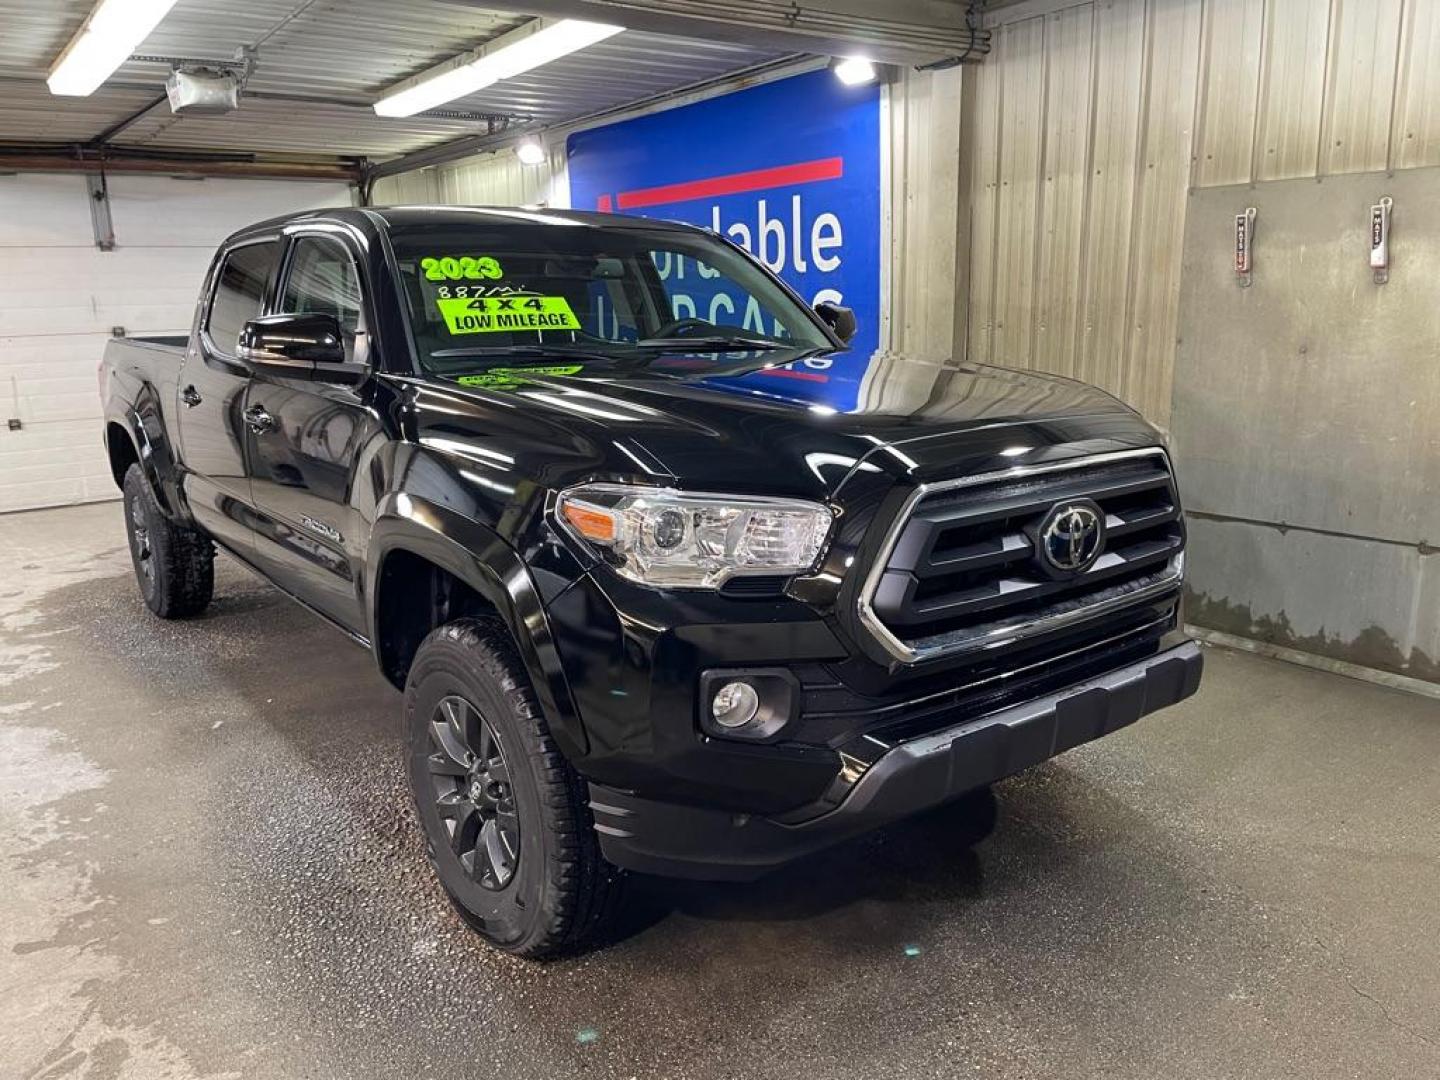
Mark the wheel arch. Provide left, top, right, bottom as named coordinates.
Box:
left=367, top=496, right=589, bottom=760
left=105, top=398, right=184, bottom=519
left=105, top=421, right=141, bottom=489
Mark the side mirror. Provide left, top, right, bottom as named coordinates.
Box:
left=237, top=313, right=366, bottom=385
left=814, top=301, right=858, bottom=345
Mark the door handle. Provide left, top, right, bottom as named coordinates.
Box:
left=181, top=385, right=202, bottom=408
left=242, top=404, right=276, bottom=435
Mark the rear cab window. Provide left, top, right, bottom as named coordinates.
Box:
left=206, top=241, right=281, bottom=356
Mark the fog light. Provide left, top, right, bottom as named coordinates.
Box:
left=711, top=681, right=760, bottom=729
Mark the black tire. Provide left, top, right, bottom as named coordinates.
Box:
left=121, top=463, right=214, bottom=619
left=404, top=618, right=625, bottom=959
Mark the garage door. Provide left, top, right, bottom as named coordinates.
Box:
left=0, top=173, right=351, bottom=514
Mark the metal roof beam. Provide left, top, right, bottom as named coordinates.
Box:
left=0, top=150, right=361, bottom=182
left=460, top=0, right=988, bottom=67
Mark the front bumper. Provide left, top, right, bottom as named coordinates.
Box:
left=588, top=639, right=1203, bottom=880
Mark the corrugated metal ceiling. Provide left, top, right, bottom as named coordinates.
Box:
left=0, top=0, right=786, bottom=160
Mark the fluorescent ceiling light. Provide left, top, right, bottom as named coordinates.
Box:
left=515, top=139, right=547, bottom=166
left=48, top=0, right=179, bottom=97
left=374, top=19, right=623, bottom=118
left=832, top=57, right=877, bottom=86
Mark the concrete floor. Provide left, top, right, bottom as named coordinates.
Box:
left=2, top=502, right=1438, bottom=1080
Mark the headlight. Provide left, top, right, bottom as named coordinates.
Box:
left=556, top=483, right=834, bottom=589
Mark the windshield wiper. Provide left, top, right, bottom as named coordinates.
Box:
left=632, top=336, right=789, bottom=352
left=430, top=342, right=618, bottom=359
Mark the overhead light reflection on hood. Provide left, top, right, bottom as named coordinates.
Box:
left=804, top=451, right=883, bottom=483
left=523, top=390, right=660, bottom=423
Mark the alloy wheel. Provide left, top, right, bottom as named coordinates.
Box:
left=426, top=694, right=520, bottom=890
left=129, top=494, right=154, bottom=586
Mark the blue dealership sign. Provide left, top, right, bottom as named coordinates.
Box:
left=566, top=69, right=881, bottom=408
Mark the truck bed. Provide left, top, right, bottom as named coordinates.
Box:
left=113, top=333, right=189, bottom=353
left=102, top=335, right=190, bottom=449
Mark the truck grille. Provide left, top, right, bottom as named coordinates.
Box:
left=860, top=449, right=1184, bottom=662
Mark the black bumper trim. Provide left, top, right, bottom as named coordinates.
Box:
left=589, top=640, right=1203, bottom=881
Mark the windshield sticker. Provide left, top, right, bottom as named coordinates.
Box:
left=455, top=365, right=583, bottom=389
left=437, top=294, right=581, bottom=335
left=421, top=255, right=503, bottom=281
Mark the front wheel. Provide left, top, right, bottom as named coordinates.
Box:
left=404, top=618, right=624, bottom=959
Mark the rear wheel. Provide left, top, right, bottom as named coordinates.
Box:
left=121, top=464, right=214, bottom=618
left=404, top=618, right=624, bottom=959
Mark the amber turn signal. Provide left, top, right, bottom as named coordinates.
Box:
left=561, top=501, right=617, bottom=543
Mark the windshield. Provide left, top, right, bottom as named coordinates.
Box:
left=388, top=220, right=834, bottom=377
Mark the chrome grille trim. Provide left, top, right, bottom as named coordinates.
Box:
left=857, top=447, right=1183, bottom=664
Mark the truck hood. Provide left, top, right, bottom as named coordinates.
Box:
left=429, top=349, right=1158, bottom=498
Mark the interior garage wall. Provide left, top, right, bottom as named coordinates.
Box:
left=1174, top=167, right=1440, bottom=683
left=968, top=0, right=1440, bottom=429
left=0, top=173, right=351, bottom=514
left=370, top=145, right=567, bottom=208
left=973, top=0, right=1440, bottom=682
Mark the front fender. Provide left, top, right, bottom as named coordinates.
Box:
left=366, top=493, right=589, bottom=760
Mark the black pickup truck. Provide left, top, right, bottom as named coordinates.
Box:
left=100, top=206, right=1202, bottom=957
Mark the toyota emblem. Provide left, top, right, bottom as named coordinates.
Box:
left=1037, top=500, right=1105, bottom=575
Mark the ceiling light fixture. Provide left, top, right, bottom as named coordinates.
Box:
left=48, top=0, right=181, bottom=97
left=374, top=19, right=623, bottom=118
left=832, top=56, right=878, bottom=86
left=515, top=139, right=547, bottom=166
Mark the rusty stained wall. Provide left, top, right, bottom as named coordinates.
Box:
left=1173, top=168, right=1440, bottom=682
left=968, top=0, right=1440, bottom=429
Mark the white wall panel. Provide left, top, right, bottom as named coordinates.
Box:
left=883, top=66, right=966, bottom=360
left=372, top=149, right=564, bottom=209
left=1193, top=0, right=1265, bottom=187
left=371, top=168, right=442, bottom=205
left=107, top=176, right=352, bottom=246
left=1032, top=5, right=1095, bottom=380
left=965, top=36, right=1005, bottom=366
left=0, top=174, right=349, bottom=514
left=0, top=174, right=93, bottom=246
left=1075, top=0, right=1147, bottom=407
left=1319, top=0, right=1405, bottom=175
left=1393, top=0, right=1440, bottom=169
left=1121, top=0, right=1202, bottom=419
left=991, top=17, right=1047, bottom=369
left=1253, top=0, right=1330, bottom=181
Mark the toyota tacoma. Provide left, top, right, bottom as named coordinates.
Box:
left=100, top=206, right=1202, bottom=957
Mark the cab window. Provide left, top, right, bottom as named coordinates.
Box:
left=206, top=241, right=280, bottom=356
left=280, top=236, right=364, bottom=360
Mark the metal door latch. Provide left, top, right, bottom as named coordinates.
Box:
left=1234, top=207, right=1256, bottom=287
left=1370, top=196, right=1392, bottom=285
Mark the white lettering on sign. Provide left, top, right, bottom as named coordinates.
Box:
left=646, top=192, right=853, bottom=373
left=709, top=194, right=844, bottom=279
left=811, top=213, right=842, bottom=272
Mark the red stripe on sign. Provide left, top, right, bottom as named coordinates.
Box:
left=756, top=367, right=828, bottom=383
left=596, top=193, right=613, bottom=211
left=615, top=157, right=844, bottom=211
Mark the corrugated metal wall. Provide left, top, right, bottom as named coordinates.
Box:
left=882, top=66, right=968, bottom=359
left=968, top=0, right=1440, bottom=427
left=370, top=146, right=565, bottom=208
